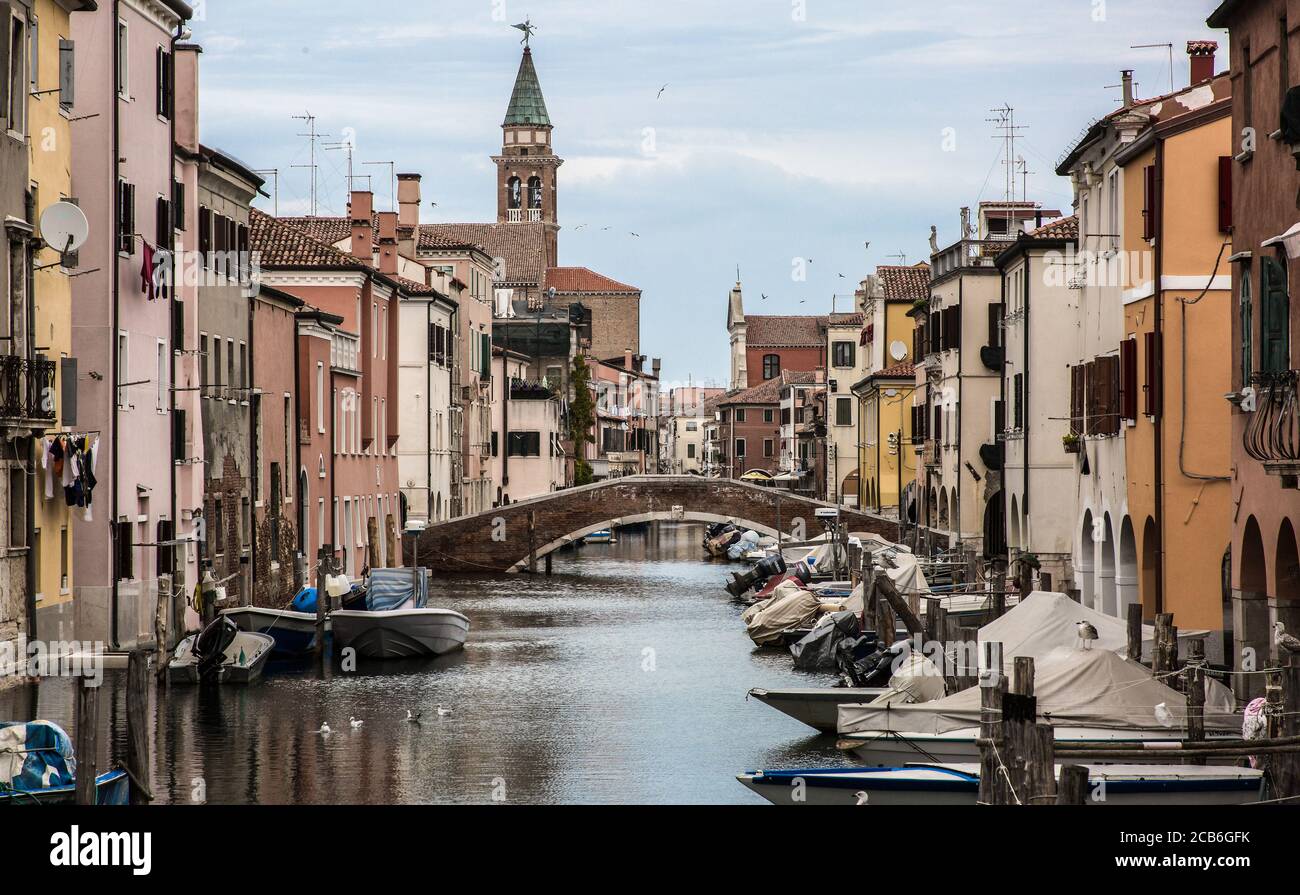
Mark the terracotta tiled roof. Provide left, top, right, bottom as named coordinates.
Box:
left=877, top=263, right=931, bottom=300
left=744, top=315, right=829, bottom=348
left=828, top=312, right=865, bottom=326
left=277, top=214, right=369, bottom=248
left=1026, top=214, right=1079, bottom=241
left=718, top=369, right=819, bottom=406
left=395, top=275, right=441, bottom=295
left=250, top=208, right=365, bottom=270
left=419, top=222, right=546, bottom=285
left=546, top=267, right=640, bottom=294
left=872, top=362, right=916, bottom=379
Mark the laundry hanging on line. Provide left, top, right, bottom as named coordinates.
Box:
left=40, top=433, right=100, bottom=521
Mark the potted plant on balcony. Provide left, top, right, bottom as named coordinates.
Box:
left=1062, top=432, right=1082, bottom=454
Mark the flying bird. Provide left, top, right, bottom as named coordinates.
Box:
left=1274, top=622, right=1300, bottom=654
left=575, top=224, right=587, bottom=230
left=1075, top=620, right=1099, bottom=650
left=657, top=84, right=668, bottom=99
left=760, top=293, right=769, bottom=301
left=629, top=232, right=640, bottom=238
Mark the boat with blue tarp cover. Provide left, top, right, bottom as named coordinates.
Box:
left=0, top=720, right=132, bottom=805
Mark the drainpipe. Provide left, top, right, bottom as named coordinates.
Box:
left=426, top=300, right=431, bottom=520
left=1023, top=249, right=1031, bottom=544
left=998, top=261, right=1008, bottom=562
left=1153, top=138, right=1166, bottom=615
left=110, top=0, right=122, bottom=649
left=168, top=20, right=181, bottom=622
left=293, top=313, right=301, bottom=557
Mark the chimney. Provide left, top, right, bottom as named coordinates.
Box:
left=1121, top=70, right=1135, bottom=108
left=624, top=348, right=634, bottom=371
left=350, top=190, right=374, bottom=263
left=398, top=174, right=421, bottom=229
left=652, top=358, right=661, bottom=379
left=377, top=211, right=399, bottom=276
left=1188, top=40, right=1218, bottom=85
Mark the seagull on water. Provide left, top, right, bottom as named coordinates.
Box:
left=350, top=716, right=363, bottom=729
left=406, top=710, right=422, bottom=724
left=318, top=723, right=332, bottom=736
left=1075, top=620, right=1099, bottom=650
left=437, top=705, right=453, bottom=718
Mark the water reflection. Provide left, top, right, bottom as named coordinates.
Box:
left=0, top=522, right=852, bottom=804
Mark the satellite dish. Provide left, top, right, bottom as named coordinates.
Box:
left=889, top=340, right=908, bottom=362
left=39, top=201, right=89, bottom=254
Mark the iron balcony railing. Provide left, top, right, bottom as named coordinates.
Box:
left=0, top=355, right=57, bottom=424
left=1244, top=370, right=1300, bottom=476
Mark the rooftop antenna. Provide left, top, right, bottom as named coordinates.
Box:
left=988, top=103, right=1026, bottom=207
left=253, top=169, right=280, bottom=216
left=362, top=160, right=397, bottom=211
left=1016, top=157, right=1035, bottom=208
left=887, top=252, right=907, bottom=265
left=292, top=112, right=328, bottom=217
left=324, top=138, right=357, bottom=193
left=1131, top=42, right=1175, bottom=94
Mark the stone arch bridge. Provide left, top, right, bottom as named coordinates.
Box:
left=408, top=475, right=898, bottom=574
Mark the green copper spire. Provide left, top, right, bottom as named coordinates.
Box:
left=503, top=47, right=551, bottom=127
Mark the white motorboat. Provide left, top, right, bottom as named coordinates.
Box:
left=329, top=568, right=470, bottom=660
left=749, top=687, right=891, bottom=734
left=168, top=617, right=274, bottom=684
left=737, top=763, right=1264, bottom=806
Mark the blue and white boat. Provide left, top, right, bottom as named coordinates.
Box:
left=584, top=529, right=616, bottom=544
left=221, top=588, right=326, bottom=655
left=737, top=764, right=1264, bottom=806
left=0, top=720, right=132, bottom=805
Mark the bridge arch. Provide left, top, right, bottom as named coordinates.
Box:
left=409, top=475, right=897, bottom=574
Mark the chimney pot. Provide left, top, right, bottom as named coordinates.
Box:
left=397, top=173, right=422, bottom=230
left=1187, top=40, right=1218, bottom=85
left=350, top=191, right=374, bottom=262
left=1121, top=70, right=1135, bottom=108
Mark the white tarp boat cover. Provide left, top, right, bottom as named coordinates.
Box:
left=838, top=646, right=1240, bottom=736
left=978, top=591, right=1149, bottom=658
left=866, top=650, right=947, bottom=706
left=745, top=581, right=823, bottom=645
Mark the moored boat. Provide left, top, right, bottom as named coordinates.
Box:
left=737, top=763, right=1264, bottom=806
left=0, top=720, right=133, bottom=805
left=220, top=604, right=321, bottom=655
left=748, top=686, right=891, bottom=734
left=329, top=568, right=470, bottom=660
left=168, top=616, right=274, bottom=684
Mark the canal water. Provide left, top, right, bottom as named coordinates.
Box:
left=1, top=522, right=854, bottom=804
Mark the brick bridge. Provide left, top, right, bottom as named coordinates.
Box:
left=408, top=475, right=899, bottom=573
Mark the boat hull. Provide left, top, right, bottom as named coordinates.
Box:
left=738, top=764, right=1263, bottom=806
left=220, top=607, right=320, bottom=655
left=748, top=687, right=891, bottom=734
left=0, top=768, right=132, bottom=806
left=167, top=630, right=274, bottom=684
left=330, top=608, right=470, bottom=660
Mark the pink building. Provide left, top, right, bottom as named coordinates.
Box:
left=71, top=0, right=192, bottom=648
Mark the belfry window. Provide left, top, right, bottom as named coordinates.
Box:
left=528, top=176, right=543, bottom=209
left=507, top=177, right=521, bottom=209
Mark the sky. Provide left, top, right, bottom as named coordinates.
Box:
left=190, top=0, right=1227, bottom=387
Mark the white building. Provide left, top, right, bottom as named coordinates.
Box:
left=397, top=285, right=459, bottom=523
left=491, top=348, right=565, bottom=503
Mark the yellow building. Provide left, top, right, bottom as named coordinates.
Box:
left=30, top=0, right=95, bottom=632
left=852, top=364, right=917, bottom=513
left=1118, top=65, right=1233, bottom=643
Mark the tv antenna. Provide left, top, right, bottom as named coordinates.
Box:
left=1131, top=42, right=1175, bottom=94
left=988, top=104, right=1026, bottom=205
left=292, top=112, right=328, bottom=217
left=253, top=169, right=280, bottom=216
left=363, top=161, right=397, bottom=211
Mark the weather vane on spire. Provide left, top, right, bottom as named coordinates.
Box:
left=512, top=18, right=537, bottom=47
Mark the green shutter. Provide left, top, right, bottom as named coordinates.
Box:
left=1260, top=256, right=1290, bottom=374
left=1240, top=272, right=1252, bottom=385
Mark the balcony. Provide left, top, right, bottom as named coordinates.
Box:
left=0, top=356, right=57, bottom=426
left=922, top=439, right=940, bottom=468
left=330, top=331, right=360, bottom=373
left=507, top=208, right=543, bottom=223
left=1244, top=371, right=1300, bottom=478
left=931, top=238, right=1005, bottom=280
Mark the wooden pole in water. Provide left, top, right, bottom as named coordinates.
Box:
left=1012, top=656, right=1035, bottom=698
left=1056, top=765, right=1090, bottom=805
left=977, top=642, right=1005, bottom=805
left=1126, top=603, right=1143, bottom=663
left=126, top=650, right=152, bottom=804
left=1153, top=613, right=1175, bottom=676
left=74, top=677, right=99, bottom=806
left=528, top=511, right=538, bottom=575
left=874, top=572, right=921, bottom=636
left=315, top=546, right=330, bottom=661
left=1184, top=639, right=1206, bottom=764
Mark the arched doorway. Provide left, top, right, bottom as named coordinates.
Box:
left=1140, top=516, right=1159, bottom=617
left=1009, top=495, right=1021, bottom=552
left=1277, top=520, right=1300, bottom=639
left=983, top=494, right=1006, bottom=560
left=1099, top=513, right=1117, bottom=616
left=1078, top=509, right=1096, bottom=610
left=841, top=470, right=860, bottom=507
left=1237, top=516, right=1269, bottom=700
left=1118, top=516, right=1137, bottom=617
left=938, top=487, right=949, bottom=529
left=298, top=468, right=309, bottom=559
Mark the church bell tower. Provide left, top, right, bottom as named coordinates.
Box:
left=494, top=36, right=562, bottom=268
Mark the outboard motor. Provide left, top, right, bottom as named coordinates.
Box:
left=192, top=616, right=238, bottom=681
left=725, top=553, right=787, bottom=598
left=791, top=560, right=815, bottom=585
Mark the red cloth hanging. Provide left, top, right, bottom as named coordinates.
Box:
left=140, top=241, right=157, bottom=300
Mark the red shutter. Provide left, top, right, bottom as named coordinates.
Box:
left=1218, top=156, right=1233, bottom=234
left=1143, top=331, right=1161, bottom=417
left=1120, top=338, right=1137, bottom=423
left=1070, top=365, right=1085, bottom=435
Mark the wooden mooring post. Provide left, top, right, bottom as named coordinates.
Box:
left=1126, top=603, right=1143, bottom=663
left=527, top=511, right=538, bottom=575
left=1153, top=612, right=1177, bottom=677
left=1056, top=765, right=1090, bottom=805
left=1184, top=639, right=1206, bottom=764
left=126, top=650, right=153, bottom=804
left=73, top=677, right=99, bottom=806
left=978, top=655, right=1059, bottom=805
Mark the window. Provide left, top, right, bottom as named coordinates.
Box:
left=507, top=431, right=542, bottom=456
left=1142, top=165, right=1157, bottom=241
left=1240, top=266, right=1253, bottom=385
left=155, top=46, right=173, bottom=119
left=832, top=341, right=855, bottom=368
left=58, top=37, right=74, bottom=109
left=734, top=438, right=746, bottom=458
left=763, top=438, right=774, bottom=458
left=4, top=12, right=26, bottom=134
left=116, top=331, right=129, bottom=408
left=735, top=408, right=746, bottom=423
left=117, top=179, right=135, bottom=255
left=687, top=443, right=696, bottom=459
left=762, top=354, right=780, bottom=380
left=226, top=338, right=234, bottom=397
left=685, top=421, right=697, bottom=432
left=1012, top=373, right=1024, bottom=429
left=156, top=339, right=167, bottom=411
left=835, top=397, right=852, bottom=427
left=763, top=409, right=774, bottom=423
left=115, top=19, right=127, bottom=98
left=1261, top=256, right=1290, bottom=374
left=316, top=362, right=324, bottom=432
left=59, top=527, right=68, bottom=592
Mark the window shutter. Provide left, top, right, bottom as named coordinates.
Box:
left=1085, top=359, right=1099, bottom=435
left=988, top=303, right=1003, bottom=348
left=0, top=2, right=12, bottom=130
left=60, top=357, right=77, bottom=426
left=1070, top=365, right=1084, bottom=435
left=1144, top=331, right=1161, bottom=417
left=949, top=306, right=962, bottom=352
left=198, top=206, right=210, bottom=261
left=1105, top=354, right=1121, bottom=434
left=59, top=38, right=74, bottom=108
left=156, top=195, right=170, bottom=249
left=156, top=519, right=174, bottom=578
left=1013, top=374, right=1023, bottom=428
left=172, top=407, right=186, bottom=462
left=1261, top=256, right=1291, bottom=374
left=1240, top=271, right=1253, bottom=386
left=172, top=297, right=184, bottom=352
left=995, top=398, right=1006, bottom=436
left=115, top=520, right=134, bottom=581
left=1218, top=156, right=1233, bottom=233
left=1120, top=337, right=1137, bottom=423
left=173, top=180, right=185, bottom=229
left=1142, top=165, right=1157, bottom=240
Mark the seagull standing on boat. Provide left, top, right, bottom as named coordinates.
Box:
left=854, top=791, right=869, bottom=806
left=1274, top=622, right=1300, bottom=655
left=1075, top=620, right=1099, bottom=650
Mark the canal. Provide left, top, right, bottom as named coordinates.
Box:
left=1, top=522, right=854, bottom=804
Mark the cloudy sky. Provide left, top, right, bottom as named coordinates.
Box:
left=192, top=0, right=1226, bottom=386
